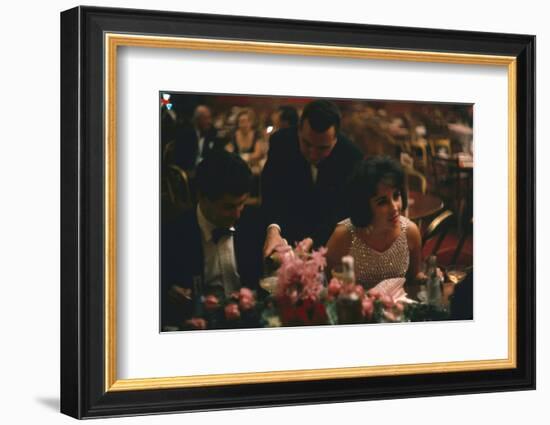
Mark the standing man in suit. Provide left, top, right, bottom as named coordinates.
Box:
left=173, top=105, right=221, bottom=173
left=161, top=150, right=263, bottom=330
left=261, top=99, right=363, bottom=257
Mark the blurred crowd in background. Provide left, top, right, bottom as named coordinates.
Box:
left=161, top=93, right=473, bottom=244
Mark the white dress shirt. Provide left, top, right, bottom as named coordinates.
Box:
left=310, top=164, right=318, bottom=184
left=196, top=205, right=241, bottom=297
left=195, top=129, right=205, bottom=165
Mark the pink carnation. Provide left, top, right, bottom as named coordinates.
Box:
left=186, top=318, right=207, bottom=330
left=203, top=295, right=220, bottom=311
left=353, top=285, right=365, bottom=299
left=224, top=303, right=241, bottom=321
left=394, top=301, right=405, bottom=313
left=239, top=288, right=256, bottom=311
left=367, top=288, right=382, bottom=300
left=328, top=278, right=342, bottom=298
left=362, top=297, right=374, bottom=319
left=383, top=309, right=398, bottom=322
left=380, top=294, right=394, bottom=309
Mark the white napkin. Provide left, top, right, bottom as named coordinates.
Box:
left=374, top=278, right=417, bottom=304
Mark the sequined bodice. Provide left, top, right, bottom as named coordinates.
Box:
left=341, top=216, right=410, bottom=289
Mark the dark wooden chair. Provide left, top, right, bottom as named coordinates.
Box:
left=422, top=209, right=454, bottom=258
left=451, top=217, right=473, bottom=265
left=161, top=164, right=193, bottom=222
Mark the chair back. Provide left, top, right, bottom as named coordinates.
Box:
left=162, top=164, right=193, bottom=221
left=451, top=217, right=473, bottom=265
left=422, top=209, right=454, bottom=256
left=410, top=138, right=429, bottom=171
left=405, top=166, right=427, bottom=194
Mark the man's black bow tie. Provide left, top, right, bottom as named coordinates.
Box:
left=211, top=227, right=235, bottom=243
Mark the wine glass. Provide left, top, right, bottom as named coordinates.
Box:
left=445, top=264, right=470, bottom=285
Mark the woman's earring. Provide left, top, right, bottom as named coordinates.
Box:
left=365, top=225, right=374, bottom=235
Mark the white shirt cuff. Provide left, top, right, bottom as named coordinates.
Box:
left=266, top=223, right=281, bottom=233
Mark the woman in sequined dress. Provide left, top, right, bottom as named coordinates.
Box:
left=326, top=156, right=423, bottom=289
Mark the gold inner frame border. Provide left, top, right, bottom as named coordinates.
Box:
left=104, top=33, right=517, bottom=392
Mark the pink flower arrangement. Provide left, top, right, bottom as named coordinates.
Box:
left=274, top=239, right=329, bottom=326
left=276, top=240, right=327, bottom=304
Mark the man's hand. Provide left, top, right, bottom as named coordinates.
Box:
left=263, top=225, right=290, bottom=258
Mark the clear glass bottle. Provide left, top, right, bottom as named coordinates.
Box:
left=426, top=255, right=442, bottom=308
left=337, top=255, right=362, bottom=324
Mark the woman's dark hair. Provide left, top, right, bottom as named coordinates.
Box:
left=195, top=150, right=252, bottom=201
left=348, top=156, right=408, bottom=227
left=299, top=99, right=341, bottom=133
left=278, top=105, right=299, bottom=127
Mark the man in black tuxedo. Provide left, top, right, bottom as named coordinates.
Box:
left=161, top=151, right=263, bottom=330
left=261, top=100, right=363, bottom=256
left=173, top=105, right=221, bottom=173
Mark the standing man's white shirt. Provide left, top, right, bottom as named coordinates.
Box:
left=195, top=129, right=205, bottom=165
left=310, top=164, right=318, bottom=184
left=196, top=204, right=240, bottom=297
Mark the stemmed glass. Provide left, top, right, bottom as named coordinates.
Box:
left=445, top=264, right=471, bottom=285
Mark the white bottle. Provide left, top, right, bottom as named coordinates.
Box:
left=341, top=255, right=356, bottom=285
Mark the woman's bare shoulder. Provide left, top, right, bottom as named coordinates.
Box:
left=327, top=222, right=352, bottom=252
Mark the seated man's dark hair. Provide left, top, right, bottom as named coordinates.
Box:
left=299, top=99, right=341, bottom=133
left=348, top=156, right=408, bottom=227
left=278, top=105, right=299, bottom=127
left=195, top=150, right=252, bottom=201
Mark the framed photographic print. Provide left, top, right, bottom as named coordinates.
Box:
left=60, top=5, right=535, bottom=419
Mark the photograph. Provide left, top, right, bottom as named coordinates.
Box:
left=160, top=93, right=474, bottom=332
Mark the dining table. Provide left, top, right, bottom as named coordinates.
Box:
left=407, top=191, right=444, bottom=221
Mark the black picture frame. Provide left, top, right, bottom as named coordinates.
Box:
left=60, top=5, right=535, bottom=419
